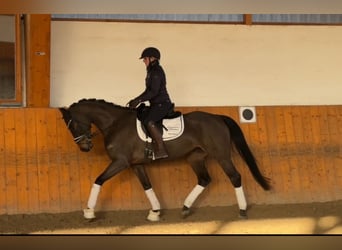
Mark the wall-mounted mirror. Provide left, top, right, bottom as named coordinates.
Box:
left=0, top=14, right=22, bottom=106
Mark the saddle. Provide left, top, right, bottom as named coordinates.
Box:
left=136, top=103, right=184, bottom=142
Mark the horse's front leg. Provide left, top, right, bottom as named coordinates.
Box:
left=132, top=165, right=161, bottom=222
left=83, top=158, right=128, bottom=219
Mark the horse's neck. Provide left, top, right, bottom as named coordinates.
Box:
left=86, top=105, right=129, bottom=132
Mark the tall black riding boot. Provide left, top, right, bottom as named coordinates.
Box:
left=147, top=121, right=168, bottom=160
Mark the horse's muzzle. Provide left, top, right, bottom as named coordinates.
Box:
left=78, top=140, right=93, bottom=152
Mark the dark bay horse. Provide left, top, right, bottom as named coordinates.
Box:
left=59, top=99, right=271, bottom=221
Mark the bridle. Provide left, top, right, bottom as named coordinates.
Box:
left=67, top=118, right=96, bottom=148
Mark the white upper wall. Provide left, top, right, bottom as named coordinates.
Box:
left=50, top=21, right=342, bottom=107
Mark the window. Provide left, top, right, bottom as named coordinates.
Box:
left=52, top=14, right=342, bottom=25
left=0, top=14, right=22, bottom=106
left=51, top=14, right=244, bottom=23
left=253, top=14, right=342, bottom=24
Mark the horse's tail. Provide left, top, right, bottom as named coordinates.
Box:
left=220, top=115, right=271, bottom=191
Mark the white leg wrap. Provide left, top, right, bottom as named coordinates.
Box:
left=145, top=188, right=161, bottom=211
left=184, top=184, right=205, bottom=208
left=87, top=183, right=101, bottom=209
left=235, top=186, right=247, bottom=210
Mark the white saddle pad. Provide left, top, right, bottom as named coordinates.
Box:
left=136, top=115, right=184, bottom=142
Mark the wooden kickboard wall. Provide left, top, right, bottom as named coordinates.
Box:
left=0, top=105, right=341, bottom=215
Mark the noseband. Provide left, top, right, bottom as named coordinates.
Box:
left=67, top=119, right=97, bottom=145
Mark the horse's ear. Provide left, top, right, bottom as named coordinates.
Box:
left=59, top=107, right=70, bottom=120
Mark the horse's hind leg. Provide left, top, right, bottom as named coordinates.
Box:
left=182, top=149, right=211, bottom=218
left=218, top=159, right=248, bottom=219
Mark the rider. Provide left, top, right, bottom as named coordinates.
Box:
left=128, top=47, right=173, bottom=160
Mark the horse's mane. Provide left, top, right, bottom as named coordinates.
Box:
left=69, top=98, right=131, bottom=111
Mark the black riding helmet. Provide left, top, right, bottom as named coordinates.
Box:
left=139, top=47, right=161, bottom=60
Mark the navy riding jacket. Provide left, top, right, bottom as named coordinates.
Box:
left=135, top=60, right=171, bottom=105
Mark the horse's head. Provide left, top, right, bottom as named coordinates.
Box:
left=59, top=107, right=94, bottom=152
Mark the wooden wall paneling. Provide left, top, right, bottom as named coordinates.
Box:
left=14, top=109, right=29, bottom=213
left=260, top=107, right=274, bottom=202
left=68, top=143, right=82, bottom=211
left=56, top=109, right=73, bottom=212
left=1, top=105, right=342, bottom=215
left=263, top=107, right=284, bottom=203
left=156, top=161, right=180, bottom=208
left=167, top=161, right=188, bottom=209
left=25, top=14, right=51, bottom=107
left=300, top=107, right=316, bottom=202
left=271, top=106, right=287, bottom=202
left=283, top=107, right=302, bottom=203
left=322, top=105, right=340, bottom=200
left=127, top=168, right=142, bottom=210
left=252, top=112, right=273, bottom=204
left=256, top=108, right=274, bottom=203
left=108, top=162, right=123, bottom=211
left=187, top=159, right=204, bottom=206
left=169, top=163, right=187, bottom=208
left=336, top=107, right=342, bottom=199
left=118, top=166, right=133, bottom=210
left=168, top=163, right=182, bottom=208
left=327, top=106, right=342, bottom=199
left=335, top=107, right=342, bottom=199
left=179, top=161, right=195, bottom=207
left=308, top=106, right=328, bottom=202
left=25, top=109, right=40, bottom=213
left=0, top=111, right=6, bottom=213
left=275, top=106, right=292, bottom=203
left=4, top=109, right=17, bottom=214
left=46, top=109, right=61, bottom=212
left=35, top=109, right=50, bottom=212
left=66, top=136, right=83, bottom=211
left=153, top=162, right=174, bottom=209
left=311, top=106, right=332, bottom=201
left=182, top=161, right=199, bottom=207
left=147, top=166, right=163, bottom=210
left=148, top=141, right=183, bottom=208
left=291, top=107, right=311, bottom=203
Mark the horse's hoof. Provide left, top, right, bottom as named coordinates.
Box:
left=83, top=208, right=96, bottom=219
left=147, top=209, right=160, bottom=222
left=181, top=207, right=192, bottom=218
left=239, top=209, right=248, bottom=219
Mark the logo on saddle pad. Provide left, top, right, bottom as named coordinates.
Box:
left=136, top=116, right=184, bottom=142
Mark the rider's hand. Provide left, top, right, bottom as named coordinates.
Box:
left=128, top=98, right=140, bottom=109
